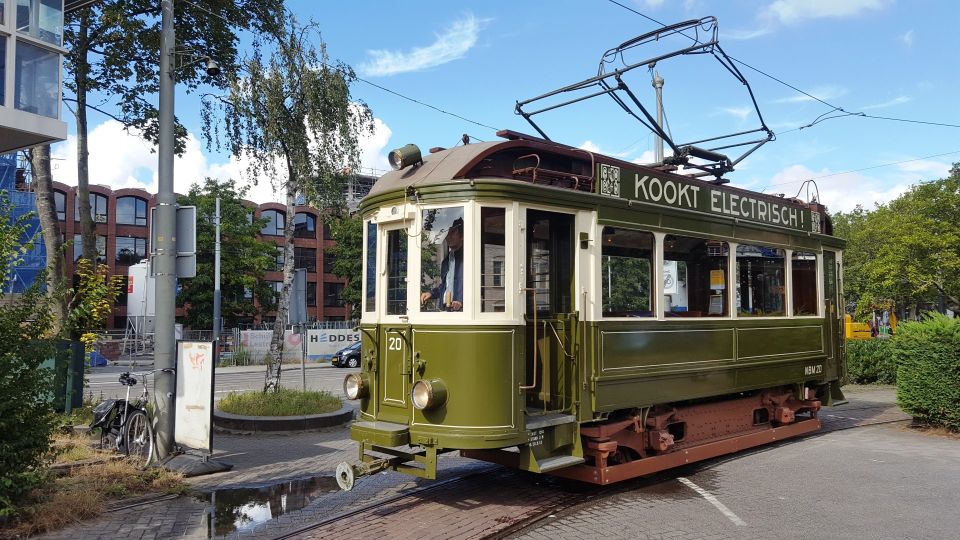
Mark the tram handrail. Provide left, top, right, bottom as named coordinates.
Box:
left=519, top=288, right=539, bottom=391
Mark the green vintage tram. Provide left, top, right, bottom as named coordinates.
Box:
left=336, top=131, right=846, bottom=490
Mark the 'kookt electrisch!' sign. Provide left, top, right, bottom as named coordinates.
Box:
left=596, top=163, right=820, bottom=233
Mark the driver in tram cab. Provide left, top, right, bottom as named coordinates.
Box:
left=420, top=218, right=464, bottom=311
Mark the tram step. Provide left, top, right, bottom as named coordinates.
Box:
left=525, top=413, right=576, bottom=430
left=536, top=455, right=585, bottom=473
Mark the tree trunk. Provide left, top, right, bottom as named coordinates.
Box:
left=75, top=12, right=97, bottom=263
left=264, top=175, right=297, bottom=392
left=29, top=145, right=68, bottom=333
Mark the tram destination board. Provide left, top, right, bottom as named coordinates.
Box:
left=596, top=162, right=819, bottom=233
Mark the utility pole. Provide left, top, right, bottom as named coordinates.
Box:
left=213, top=197, right=221, bottom=343
left=154, top=0, right=177, bottom=460
left=652, top=70, right=665, bottom=163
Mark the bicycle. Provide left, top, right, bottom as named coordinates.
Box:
left=89, top=368, right=170, bottom=464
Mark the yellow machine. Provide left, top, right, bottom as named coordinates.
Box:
left=845, top=301, right=897, bottom=340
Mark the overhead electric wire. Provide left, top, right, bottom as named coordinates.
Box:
left=757, top=149, right=960, bottom=192
left=605, top=0, right=960, bottom=132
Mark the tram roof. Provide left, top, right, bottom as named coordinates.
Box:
left=367, top=141, right=504, bottom=198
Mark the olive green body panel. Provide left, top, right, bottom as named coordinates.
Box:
left=353, top=324, right=529, bottom=450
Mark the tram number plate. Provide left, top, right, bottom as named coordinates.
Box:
left=804, top=364, right=823, bottom=376
left=527, top=429, right=545, bottom=447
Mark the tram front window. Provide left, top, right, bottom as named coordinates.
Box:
left=663, top=235, right=729, bottom=317
left=365, top=220, right=376, bottom=313
left=386, top=228, right=408, bottom=315
left=420, top=207, right=465, bottom=312
left=602, top=227, right=654, bottom=317
left=792, top=251, right=818, bottom=316
left=736, top=245, right=785, bottom=317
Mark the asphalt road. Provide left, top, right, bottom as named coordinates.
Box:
left=84, top=363, right=358, bottom=402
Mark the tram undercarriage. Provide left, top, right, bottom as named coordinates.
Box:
left=463, top=387, right=824, bottom=485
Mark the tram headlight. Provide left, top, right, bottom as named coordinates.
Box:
left=411, top=379, right=447, bottom=411
left=388, top=144, right=422, bottom=170
left=343, top=373, right=369, bottom=400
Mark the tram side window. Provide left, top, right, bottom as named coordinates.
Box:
left=663, top=235, right=728, bottom=317
left=736, top=245, right=785, bottom=317
left=602, top=227, right=654, bottom=317
left=420, top=207, right=465, bottom=312
left=481, top=207, right=506, bottom=312
left=792, top=251, right=818, bottom=316
left=365, top=221, right=377, bottom=312
left=386, top=229, right=408, bottom=315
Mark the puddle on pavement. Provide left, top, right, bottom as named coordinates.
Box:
left=200, top=476, right=339, bottom=537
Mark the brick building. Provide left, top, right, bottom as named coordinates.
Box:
left=47, top=176, right=375, bottom=330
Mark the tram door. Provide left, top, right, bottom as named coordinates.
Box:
left=524, top=210, right=577, bottom=414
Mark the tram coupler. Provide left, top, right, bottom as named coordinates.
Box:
left=335, top=458, right=392, bottom=491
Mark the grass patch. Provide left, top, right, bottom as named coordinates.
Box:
left=1, top=458, right=186, bottom=538
left=218, top=388, right=341, bottom=416
left=50, top=432, right=102, bottom=463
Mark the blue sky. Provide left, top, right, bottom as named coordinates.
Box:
left=52, top=0, right=960, bottom=212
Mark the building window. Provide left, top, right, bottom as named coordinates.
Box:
left=792, top=251, right=818, bottom=316
left=116, top=196, right=148, bottom=226
left=115, top=236, right=147, bottom=266
left=324, top=282, right=344, bottom=307
left=268, top=280, right=283, bottom=302
left=274, top=246, right=285, bottom=271
left=74, top=234, right=106, bottom=263
left=0, top=38, right=6, bottom=106
left=602, top=227, right=654, bottom=317
left=663, top=235, right=729, bottom=317
left=294, top=247, right=316, bottom=272
left=323, top=252, right=335, bottom=274
left=75, top=192, right=108, bottom=223
left=293, top=212, right=316, bottom=238
left=114, top=275, right=128, bottom=307
left=260, top=209, right=285, bottom=236
left=53, top=189, right=65, bottom=221
left=736, top=244, right=786, bottom=317
left=306, top=282, right=317, bottom=307
left=14, top=39, right=59, bottom=118
left=323, top=222, right=332, bottom=240
left=16, top=0, right=63, bottom=46
left=481, top=207, right=505, bottom=313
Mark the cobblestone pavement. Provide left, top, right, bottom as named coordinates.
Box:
left=39, top=386, right=944, bottom=540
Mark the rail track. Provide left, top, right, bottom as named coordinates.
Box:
left=268, top=401, right=910, bottom=540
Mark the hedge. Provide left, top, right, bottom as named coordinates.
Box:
left=845, top=339, right=897, bottom=384
left=890, top=314, right=960, bottom=431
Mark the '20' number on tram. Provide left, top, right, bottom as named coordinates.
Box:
left=388, top=337, right=403, bottom=352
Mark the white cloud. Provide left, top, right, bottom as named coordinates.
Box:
left=900, top=29, right=914, bottom=47
left=632, top=150, right=657, bottom=165
left=723, top=27, right=774, bottom=41
left=639, top=0, right=665, bottom=8
left=860, top=95, right=912, bottom=110
left=51, top=117, right=393, bottom=204
left=773, top=85, right=847, bottom=104
left=579, top=140, right=655, bottom=162
left=717, top=106, right=753, bottom=121
left=764, top=0, right=888, bottom=25
left=762, top=164, right=909, bottom=212
left=359, top=14, right=485, bottom=77
left=896, top=159, right=951, bottom=177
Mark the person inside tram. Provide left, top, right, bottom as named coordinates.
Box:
left=420, top=218, right=464, bottom=311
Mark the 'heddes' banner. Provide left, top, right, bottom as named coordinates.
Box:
left=175, top=341, right=214, bottom=453
left=306, top=329, right=361, bottom=359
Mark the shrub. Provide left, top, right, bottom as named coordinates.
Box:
left=891, top=314, right=960, bottom=432
left=218, top=388, right=341, bottom=416
left=845, top=338, right=897, bottom=384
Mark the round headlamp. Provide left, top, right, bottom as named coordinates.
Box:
left=411, top=379, right=447, bottom=411
left=343, top=373, right=369, bottom=400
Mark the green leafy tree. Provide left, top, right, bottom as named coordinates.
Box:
left=0, top=194, right=56, bottom=516
left=202, top=12, right=374, bottom=391
left=835, top=164, right=960, bottom=317
left=63, top=0, right=284, bottom=262
left=176, top=179, right=277, bottom=330
left=327, top=214, right=362, bottom=320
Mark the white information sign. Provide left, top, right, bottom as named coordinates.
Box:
left=663, top=261, right=679, bottom=295
left=175, top=341, right=215, bottom=452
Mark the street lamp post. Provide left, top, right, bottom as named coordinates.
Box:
left=153, top=0, right=178, bottom=460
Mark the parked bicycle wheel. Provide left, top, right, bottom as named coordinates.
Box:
left=124, top=410, right=155, bottom=465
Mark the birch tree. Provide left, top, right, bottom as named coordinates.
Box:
left=202, top=13, right=373, bottom=392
